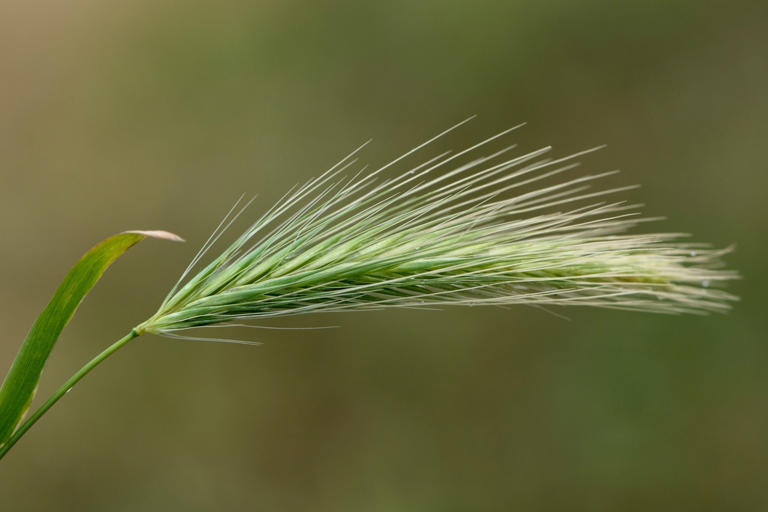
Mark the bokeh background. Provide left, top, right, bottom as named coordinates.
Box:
left=1, top=1, right=766, bottom=510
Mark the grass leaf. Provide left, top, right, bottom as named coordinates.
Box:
left=0, top=230, right=182, bottom=444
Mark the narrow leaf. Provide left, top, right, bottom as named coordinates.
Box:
left=0, top=230, right=182, bottom=444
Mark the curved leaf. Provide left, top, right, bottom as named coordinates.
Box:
left=0, top=230, right=182, bottom=444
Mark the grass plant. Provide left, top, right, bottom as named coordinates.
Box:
left=0, top=120, right=737, bottom=460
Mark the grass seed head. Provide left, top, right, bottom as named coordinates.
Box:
left=136, top=121, right=738, bottom=337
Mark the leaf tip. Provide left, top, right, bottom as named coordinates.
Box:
left=125, top=230, right=185, bottom=242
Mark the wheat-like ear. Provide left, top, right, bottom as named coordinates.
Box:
left=136, top=121, right=737, bottom=337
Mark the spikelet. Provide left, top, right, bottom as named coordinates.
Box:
left=136, top=120, right=737, bottom=338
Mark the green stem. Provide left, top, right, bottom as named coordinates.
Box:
left=0, top=329, right=140, bottom=461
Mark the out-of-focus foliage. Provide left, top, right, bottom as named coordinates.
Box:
left=0, top=0, right=765, bottom=510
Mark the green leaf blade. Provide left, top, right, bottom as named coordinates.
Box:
left=0, top=230, right=182, bottom=444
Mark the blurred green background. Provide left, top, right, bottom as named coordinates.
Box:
left=1, top=1, right=766, bottom=510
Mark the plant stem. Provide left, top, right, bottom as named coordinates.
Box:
left=0, top=329, right=140, bottom=461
